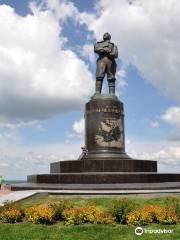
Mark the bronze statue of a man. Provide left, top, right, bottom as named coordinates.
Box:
left=94, top=32, right=118, bottom=95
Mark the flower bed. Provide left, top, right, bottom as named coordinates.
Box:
left=62, top=206, right=115, bottom=225
left=127, top=205, right=178, bottom=226
left=25, top=204, right=55, bottom=224
left=0, top=198, right=179, bottom=225
left=0, top=201, right=24, bottom=223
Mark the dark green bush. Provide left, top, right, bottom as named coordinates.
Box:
left=48, top=199, right=72, bottom=221
left=164, top=197, right=180, bottom=219
left=111, top=198, right=136, bottom=224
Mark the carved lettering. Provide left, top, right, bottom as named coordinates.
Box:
left=86, top=108, right=121, bottom=114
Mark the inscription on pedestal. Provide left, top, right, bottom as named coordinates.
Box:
left=86, top=105, right=123, bottom=114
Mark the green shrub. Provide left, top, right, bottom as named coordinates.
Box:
left=164, top=197, right=180, bottom=220
left=48, top=199, right=72, bottom=221
left=111, top=198, right=136, bottom=224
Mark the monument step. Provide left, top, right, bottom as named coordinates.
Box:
left=50, top=158, right=157, bottom=173
left=11, top=182, right=180, bottom=191
left=27, top=172, right=180, bottom=184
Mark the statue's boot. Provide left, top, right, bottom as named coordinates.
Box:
left=108, top=80, right=115, bottom=95
left=96, top=79, right=103, bottom=94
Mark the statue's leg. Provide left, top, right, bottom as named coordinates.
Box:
left=108, top=79, right=115, bottom=95
left=96, top=59, right=106, bottom=94
left=107, top=60, right=116, bottom=95
left=96, top=78, right=103, bottom=94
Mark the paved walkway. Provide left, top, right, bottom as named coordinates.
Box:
left=0, top=189, right=11, bottom=196
left=0, top=190, right=37, bottom=206
left=0, top=189, right=180, bottom=206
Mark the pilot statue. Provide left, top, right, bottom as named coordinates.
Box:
left=94, top=32, right=118, bottom=95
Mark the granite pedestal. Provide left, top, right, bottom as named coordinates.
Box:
left=25, top=96, right=180, bottom=187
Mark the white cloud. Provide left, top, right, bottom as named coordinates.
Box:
left=45, top=0, right=78, bottom=22
left=0, top=137, right=179, bottom=180
left=0, top=2, right=94, bottom=122
left=72, top=118, right=85, bottom=136
left=117, top=69, right=127, bottom=87
left=80, top=0, right=180, bottom=102
left=0, top=130, right=21, bottom=146
left=81, top=44, right=96, bottom=64
left=145, top=118, right=160, bottom=129
left=162, top=106, right=180, bottom=127
left=64, top=117, right=85, bottom=143
left=116, top=69, right=128, bottom=96
left=0, top=140, right=82, bottom=180
left=126, top=140, right=180, bottom=173
left=161, top=106, right=180, bottom=141
left=0, top=120, right=44, bottom=130
left=149, top=121, right=159, bottom=129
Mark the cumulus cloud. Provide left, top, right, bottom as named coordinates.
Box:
left=161, top=106, right=180, bottom=141
left=72, top=117, right=85, bottom=135
left=0, top=141, right=82, bottom=180
left=149, top=121, right=160, bottom=129
left=80, top=0, right=180, bottom=101
left=162, top=106, right=180, bottom=127
left=0, top=120, right=44, bottom=130
left=1, top=137, right=179, bottom=179
left=116, top=69, right=128, bottom=96
left=65, top=117, right=85, bottom=143
left=81, top=44, right=96, bottom=64
left=126, top=140, right=180, bottom=173
left=0, top=129, right=21, bottom=146
left=0, top=2, right=94, bottom=122
left=45, top=0, right=78, bottom=21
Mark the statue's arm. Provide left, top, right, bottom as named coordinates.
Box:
left=110, top=45, right=118, bottom=58
left=94, top=42, right=105, bottom=54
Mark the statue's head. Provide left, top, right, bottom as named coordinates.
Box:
left=103, top=32, right=111, bottom=41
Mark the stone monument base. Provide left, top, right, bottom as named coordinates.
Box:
left=21, top=96, right=180, bottom=189
left=27, top=172, right=180, bottom=184
left=50, top=158, right=157, bottom=173
left=11, top=182, right=180, bottom=191
left=24, top=157, right=180, bottom=188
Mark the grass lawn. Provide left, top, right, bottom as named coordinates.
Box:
left=0, top=194, right=180, bottom=240
left=20, top=193, right=180, bottom=210
left=0, top=223, right=179, bottom=240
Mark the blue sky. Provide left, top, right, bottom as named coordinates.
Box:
left=0, top=0, right=180, bottom=179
